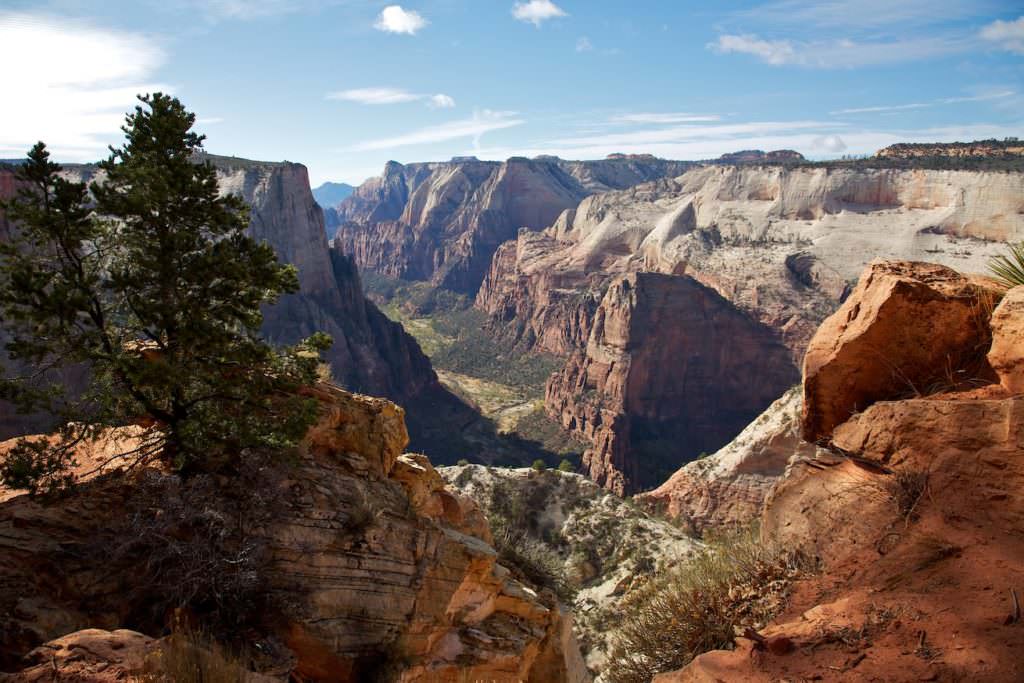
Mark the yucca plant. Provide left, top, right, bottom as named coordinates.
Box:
left=989, top=242, right=1024, bottom=288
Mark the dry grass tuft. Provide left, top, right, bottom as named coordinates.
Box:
left=887, top=469, right=930, bottom=520
left=144, top=625, right=252, bottom=683
left=603, top=527, right=810, bottom=683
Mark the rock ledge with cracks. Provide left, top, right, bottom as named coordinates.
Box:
left=0, top=384, right=589, bottom=682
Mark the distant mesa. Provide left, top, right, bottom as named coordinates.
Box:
left=715, top=149, right=805, bottom=164
left=876, top=137, right=1024, bottom=159
left=606, top=153, right=659, bottom=161
left=450, top=155, right=480, bottom=162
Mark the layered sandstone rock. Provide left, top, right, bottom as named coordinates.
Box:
left=478, top=165, right=1022, bottom=362
left=332, top=156, right=692, bottom=296
left=545, top=272, right=798, bottom=494
left=0, top=629, right=159, bottom=683
left=662, top=261, right=1024, bottom=682
left=0, top=386, right=588, bottom=682
left=988, top=286, right=1024, bottom=394
left=639, top=386, right=822, bottom=532
left=801, top=261, right=1000, bottom=442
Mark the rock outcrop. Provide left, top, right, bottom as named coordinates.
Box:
left=661, top=261, right=1024, bottom=682
left=0, top=157, right=438, bottom=440
left=439, top=464, right=700, bottom=677
left=639, top=386, right=822, bottom=532
left=545, top=272, right=798, bottom=494
left=988, top=286, right=1024, bottom=394
left=0, top=386, right=588, bottom=682
left=332, top=156, right=692, bottom=296
left=801, top=260, right=1000, bottom=442
left=1, top=630, right=160, bottom=683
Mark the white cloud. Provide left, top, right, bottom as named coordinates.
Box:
left=196, top=117, right=225, bottom=125
left=576, top=36, right=593, bottom=52
left=832, top=103, right=930, bottom=115
left=512, top=0, right=567, bottom=27
left=327, top=87, right=423, bottom=104
left=712, top=34, right=796, bottom=65
left=0, top=13, right=170, bottom=161
left=613, top=113, right=722, bottom=125
left=350, top=110, right=524, bottom=151
left=812, top=134, right=847, bottom=153
left=327, top=87, right=455, bottom=109
left=832, top=90, right=1016, bottom=115
left=710, top=33, right=967, bottom=68
left=981, top=16, right=1024, bottom=55
left=428, top=94, right=457, bottom=109
left=471, top=122, right=1024, bottom=164
left=737, top=0, right=1000, bottom=30
left=374, top=5, right=428, bottom=35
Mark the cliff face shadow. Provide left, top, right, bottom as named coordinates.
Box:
left=403, top=383, right=580, bottom=469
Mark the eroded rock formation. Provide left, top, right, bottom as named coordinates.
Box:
left=0, top=386, right=589, bottom=682
left=801, top=260, right=1001, bottom=442
left=661, top=262, right=1024, bottom=682
left=332, top=156, right=693, bottom=296
left=639, top=386, right=822, bottom=532
left=439, top=464, right=701, bottom=676
left=545, top=272, right=799, bottom=494
left=478, top=165, right=1023, bottom=362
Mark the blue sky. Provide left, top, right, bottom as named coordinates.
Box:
left=1, top=1, right=1022, bottom=185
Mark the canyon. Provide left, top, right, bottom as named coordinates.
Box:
left=338, top=154, right=1022, bottom=493
left=475, top=163, right=1023, bottom=491
left=329, top=155, right=693, bottom=296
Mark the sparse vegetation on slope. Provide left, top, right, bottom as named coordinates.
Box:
left=441, top=464, right=701, bottom=675
left=364, top=272, right=586, bottom=467
left=604, top=528, right=810, bottom=683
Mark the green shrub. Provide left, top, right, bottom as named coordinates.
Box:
left=531, top=459, right=546, bottom=472
left=604, top=528, right=809, bottom=683
left=989, top=241, right=1024, bottom=289
left=456, top=458, right=470, bottom=466
left=558, top=459, right=575, bottom=472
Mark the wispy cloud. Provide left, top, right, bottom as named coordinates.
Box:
left=612, top=113, right=722, bottom=125
left=736, top=0, right=1002, bottom=30
left=327, top=87, right=455, bottom=108
left=512, top=0, right=567, bottom=27
left=428, top=94, right=456, bottom=109
left=472, top=122, right=1024, bottom=163
left=374, top=5, right=428, bottom=35
left=170, top=0, right=343, bottom=21
left=576, top=36, right=593, bottom=52
left=0, top=12, right=170, bottom=160
left=350, top=110, right=524, bottom=151
left=832, top=89, right=1016, bottom=115
left=981, top=16, right=1024, bottom=54
left=710, top=33, right=969, bottom=68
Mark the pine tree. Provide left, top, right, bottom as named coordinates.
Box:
left=0, top=94, right=331, bottom=494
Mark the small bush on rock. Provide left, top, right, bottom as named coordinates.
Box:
left=989, top=241, right=1024, bottom=288
left=604, top=528, right=809, bottom=683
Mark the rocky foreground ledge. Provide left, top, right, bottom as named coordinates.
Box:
left=0, top=385, right=589, bottom=682
left=659, top=262, right=1024, bottom=682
